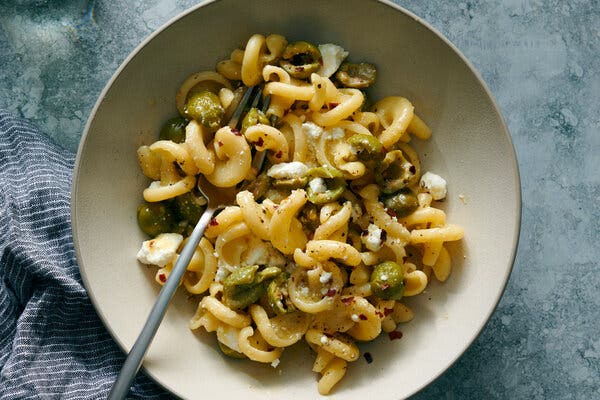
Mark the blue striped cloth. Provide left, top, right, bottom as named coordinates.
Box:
left=0, top=110, right=172, bottom=399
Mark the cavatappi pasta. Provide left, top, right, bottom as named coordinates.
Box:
left=135, top=33, right=464, bottom=395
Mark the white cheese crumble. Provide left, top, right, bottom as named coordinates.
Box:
left=136, top=233, right=183, bottom=267
left=319, top=271, right=333, bottom=284
left=420, top=172, right=447, bottom=200
left=320, top=335, right=329, bottom=345
left=215, top=258, right=233, bottom=283
left=242, top=241, right=286, bottom=267
left=361, top=223, right=384, bottom=252
left=216, top=325, right=241, bottom=352
left=271, top=359, right=280, bottom=368
left=302, top=122, right=324, bottom=140
left=316, top=43, right=349, bottom=78
left=327, top=127, right=345, bottom=140
left=267, top=162, right=309, bottom=179
left=308, top=177, right=327, bottom=194
left=351, top=314, right=360, bottom=322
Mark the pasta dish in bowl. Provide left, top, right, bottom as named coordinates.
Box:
left=134, top=33, right=464, bottom=395
left=72, top=1, right=520, bottom=399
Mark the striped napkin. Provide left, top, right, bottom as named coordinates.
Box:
left=0, top=110, right=171, bottom=399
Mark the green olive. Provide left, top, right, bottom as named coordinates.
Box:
left=335, top=62, right=377, bottom=88
left=217, top=341, right=247, bottom=359
left=136, top=201, right=176, bottom=237
left=175, top=191, right=207, bottom=224
left=184, top=90, right=224, bottom=130
left=306, top=177, right=347, bottom=205
left=272, top=176, right=308, bottom=190
left=381, top=188, right=418, bottom=218
left=279, top=41, right=322, bottom=79
left=159, top=116, right=188, bottom=143
left=370, top=261, right=405, bottom=300
left=307, top=165, right=344, bottom=179
left=347, top=134, right=383, bottom=161
left=241, top=107, right=270, bottom=133
left=375, top=150, right=416, bottom=194
left=239, top=172, right=272, bottom=200
left=267, top=273, right=296, bottom=315
left=223, top=265, right=281, bottom=310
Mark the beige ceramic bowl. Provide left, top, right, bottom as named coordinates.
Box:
left=72, top=0, right=521, bottom=398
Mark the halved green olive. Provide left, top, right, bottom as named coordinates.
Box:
left=375, top=150, right=416, bottom=194
left=381, top=188, right=418, bottom=218
left=267, top=273, right=296, bottom=315
left=306, top=177, right=347, bottom=205
left=223, top=265, right=282, bottom=310
left=241, top=107, right=270, bottom=133
left=335, top=62, right=377, bottom=88
left=136, top=201, right=176, bottom=237
left=272, top=176, right=308, bottom=190
left=217, top=341, right=247, bottom=359
left=159, top=116, right=188, bottom=143
left=279, top=41, right=322, bottom=79
left=239, top=172, right=272, bottom=200
left=370, top=261, right=405, bottom=300
left=307, top=165, right=344, bottom=179
left=175, top=191, right=207, bottom=224
left=347, top=133, right=383, bottom=161
left=184, top=90, right=224, bottom=130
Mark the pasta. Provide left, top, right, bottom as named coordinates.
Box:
left=135, top=33, right=465, bottom=395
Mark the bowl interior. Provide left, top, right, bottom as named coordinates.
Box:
left=72, top=0, right=520, bottom=398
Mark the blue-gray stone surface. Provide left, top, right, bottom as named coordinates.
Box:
left=0, top=1, right=598, bottom=398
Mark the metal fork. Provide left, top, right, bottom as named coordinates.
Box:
left=108, top=85, right=266, bottom=400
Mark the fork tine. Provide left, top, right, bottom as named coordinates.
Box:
left=228, top=85, right=256, bottom=129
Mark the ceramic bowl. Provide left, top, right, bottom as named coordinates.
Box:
left=72, top=0, right=521, bottom=398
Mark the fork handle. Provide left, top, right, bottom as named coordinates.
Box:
left=108, top=206, right=217, bottom=400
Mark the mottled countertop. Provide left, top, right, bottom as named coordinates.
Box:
left=1, top=0, right=598, bottom=398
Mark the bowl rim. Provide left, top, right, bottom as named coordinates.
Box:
left=71, top=0, right=522, bottom=398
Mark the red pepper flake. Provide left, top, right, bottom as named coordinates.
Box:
left=209, top=218, right=219, bottom=226
left=364, top=352, right=373, bottom=364
left=158, top=273, right=166, bottom=283
left=148, top=240, right=155, bottom=248
left=326, top=289, right=337, bottom=297
left=275, top=151, right=283, bottom=159
left=217, top=141, right=224, bottom=147
left=256, top=137, right=264, bottom=147
left=386, top=209, right=397, bottom=218
left=376, top=311, right=384, bottom=318
left=231, top=128, right=242, bottom=136
left=358, top=314, right=368, bottom=321
left=388, top=330, right=403, bottom=340
left=318, top=58, right=323, bottom=66
left=384, top=308, right=394, bottom=317
left=341, top=296, right=354, bottom=305
left=380, top=283, right=390, bottom=290
left=381, top=146, right=387, bottom=155
left=295, top=66, right=305, bottom=72
left=328, top=102, right=339, bottom=109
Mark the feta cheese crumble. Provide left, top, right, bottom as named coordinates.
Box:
left=136, top=233, right=183, bottom=267
left=302, top=121, right=324, bottom=142
left=271, top=358, right=280, bottom=368
left=319, top=271, right=333, bottom=284
left=308, top=177, right=327, bottom=194
left=361, top=223, right=384, bottom=252
left=316, top=43, right=349, bottom=78
left=267, top=162, right=309, bottom=179
left=420, top=172, right=447, bottom=200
